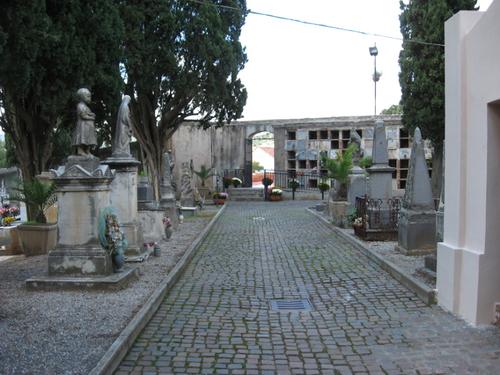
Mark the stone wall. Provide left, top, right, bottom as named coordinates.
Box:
left=170, top=115, right=433, bottom=192
left=438, top=2, right=500, bottom=326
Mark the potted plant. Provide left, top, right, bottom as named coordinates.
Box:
left=223, top=177, right=232, bottom=190
left=231, top=177, right=242, bottom=188
left=193, top=165, right=214, bottom=199
left=288, top=179, right=300, bottom=200
left=262, top=177, right=273, bottom=200
left=12, top=179, right=58, bottom=256
left=322, top=145, right=355, bottom=226
left=322, top=144, right=355, bottom=201
left=318, top=181, right=330, bottom=200
left=269, top=188, right=282, bottom=201
left=213, top=191, right=228, bottom=205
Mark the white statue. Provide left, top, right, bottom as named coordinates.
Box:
left=112, top=95, right=133, bottom=157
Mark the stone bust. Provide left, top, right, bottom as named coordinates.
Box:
left=112, top=95, right=133, bottom=157
left=72, top=88, right=97, bottom=156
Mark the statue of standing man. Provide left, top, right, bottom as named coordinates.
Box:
left=112, top=95, right=133, bottom=157
left=73, top=88, right=97, bottom=156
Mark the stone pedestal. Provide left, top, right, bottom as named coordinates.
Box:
left=26, top=163, right=137, bottom=290
left=48, top=164, right=115, bottom=277
left=103, top=157, right=143, bottom=256
left=137, top=176, right=155, bottom=209
left=328, top=201, right=350, bottom=228
left=138, top=207, right=165, bottom=242
left=396, top=209, right=436, bottom=255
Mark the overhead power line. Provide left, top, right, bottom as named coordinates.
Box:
left=185, top=0, right=445, bottom=48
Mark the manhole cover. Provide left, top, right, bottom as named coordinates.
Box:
left=270, top=299, right=312, bottom=312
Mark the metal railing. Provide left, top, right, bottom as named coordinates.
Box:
left=263, top=170, right=330, bottom=191
left=354, top=195, right=401, bottom=239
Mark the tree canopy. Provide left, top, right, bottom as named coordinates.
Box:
left=398, top=0, right=477, bottom=149
left=380, top=104, right=402, bottom=115
left=121, top=0, right=248, bottom=198
left=0, top=0, right=248, bottom=205
left=0, top=0, right=123, bottom=186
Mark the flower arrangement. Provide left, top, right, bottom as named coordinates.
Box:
left=213, top=192, right=228, bottom=200
left=231, top=177, right=242, bottom=187
left=353, top=217, right=363, bottom=226
left=0, top=205, right=19, bottom=218
left=270, top=188, right=282, bottom=196
left=0, top=205, right=20, bottom=226
left=162, top=216, right=172, bottom=228
left=3, top=216, right=15, bottom=226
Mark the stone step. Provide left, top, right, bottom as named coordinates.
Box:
left=228, top=188, right=264, bottom=201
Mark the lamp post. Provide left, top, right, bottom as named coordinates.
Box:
left=369, top=45, right=379, bottom=116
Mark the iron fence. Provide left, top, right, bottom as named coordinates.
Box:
left=222, top=169, right=332, bottom=192
left=354, top=195, right=401, bottom=239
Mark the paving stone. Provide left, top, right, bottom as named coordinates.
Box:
left=115, top=202, right=500, bottom=374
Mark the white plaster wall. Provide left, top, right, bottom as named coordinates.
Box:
left=438, top=1, right=500, bottom=325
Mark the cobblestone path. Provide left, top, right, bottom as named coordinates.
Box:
left=116, top=202, right=500, bottom=375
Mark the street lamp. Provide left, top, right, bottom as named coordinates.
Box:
left=369, top=44, right=379, bottom=116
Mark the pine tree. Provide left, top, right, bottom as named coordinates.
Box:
left=399, top=0, right=477, bottom=196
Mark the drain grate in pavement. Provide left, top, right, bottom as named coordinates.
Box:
left=270, top=299, right=312, bottom=312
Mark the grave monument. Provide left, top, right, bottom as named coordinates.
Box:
left=366, top=119, right=394, bottom=202
left=347, top=128, right=367, bottom=208
left=103, top=95, right=143, bottom=257
left=396, top=127, right=436, bottom=255
left=26, top=88, right=136, bottom=289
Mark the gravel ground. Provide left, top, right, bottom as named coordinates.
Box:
left=315, top=207, right=436, bottom=289
left=0, top=207, right=218, bottom=375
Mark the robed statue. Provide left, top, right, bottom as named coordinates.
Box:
left=112, top=95, right=133, bottom=157
left=72, top=88, right=97, bottom=156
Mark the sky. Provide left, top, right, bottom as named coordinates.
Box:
left=238, top=0, right=494, bottom=121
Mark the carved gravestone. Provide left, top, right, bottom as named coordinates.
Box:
left=180, top=162, right=195, bottom=206
left=160, top=152, right=176, bottom=208
left=347, top=128, right=367, bottom=208
left=397, top=127, right=436, bottom=255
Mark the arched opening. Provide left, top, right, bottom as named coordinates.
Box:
left=249, top=131, right=274, bottom=187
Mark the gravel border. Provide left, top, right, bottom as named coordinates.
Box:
left=307, top=207, right=436, bottom=304
left=0, top=206, right=221, bottom=375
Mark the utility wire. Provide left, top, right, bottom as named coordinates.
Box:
left=185, top=0, right=445, bottom=47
